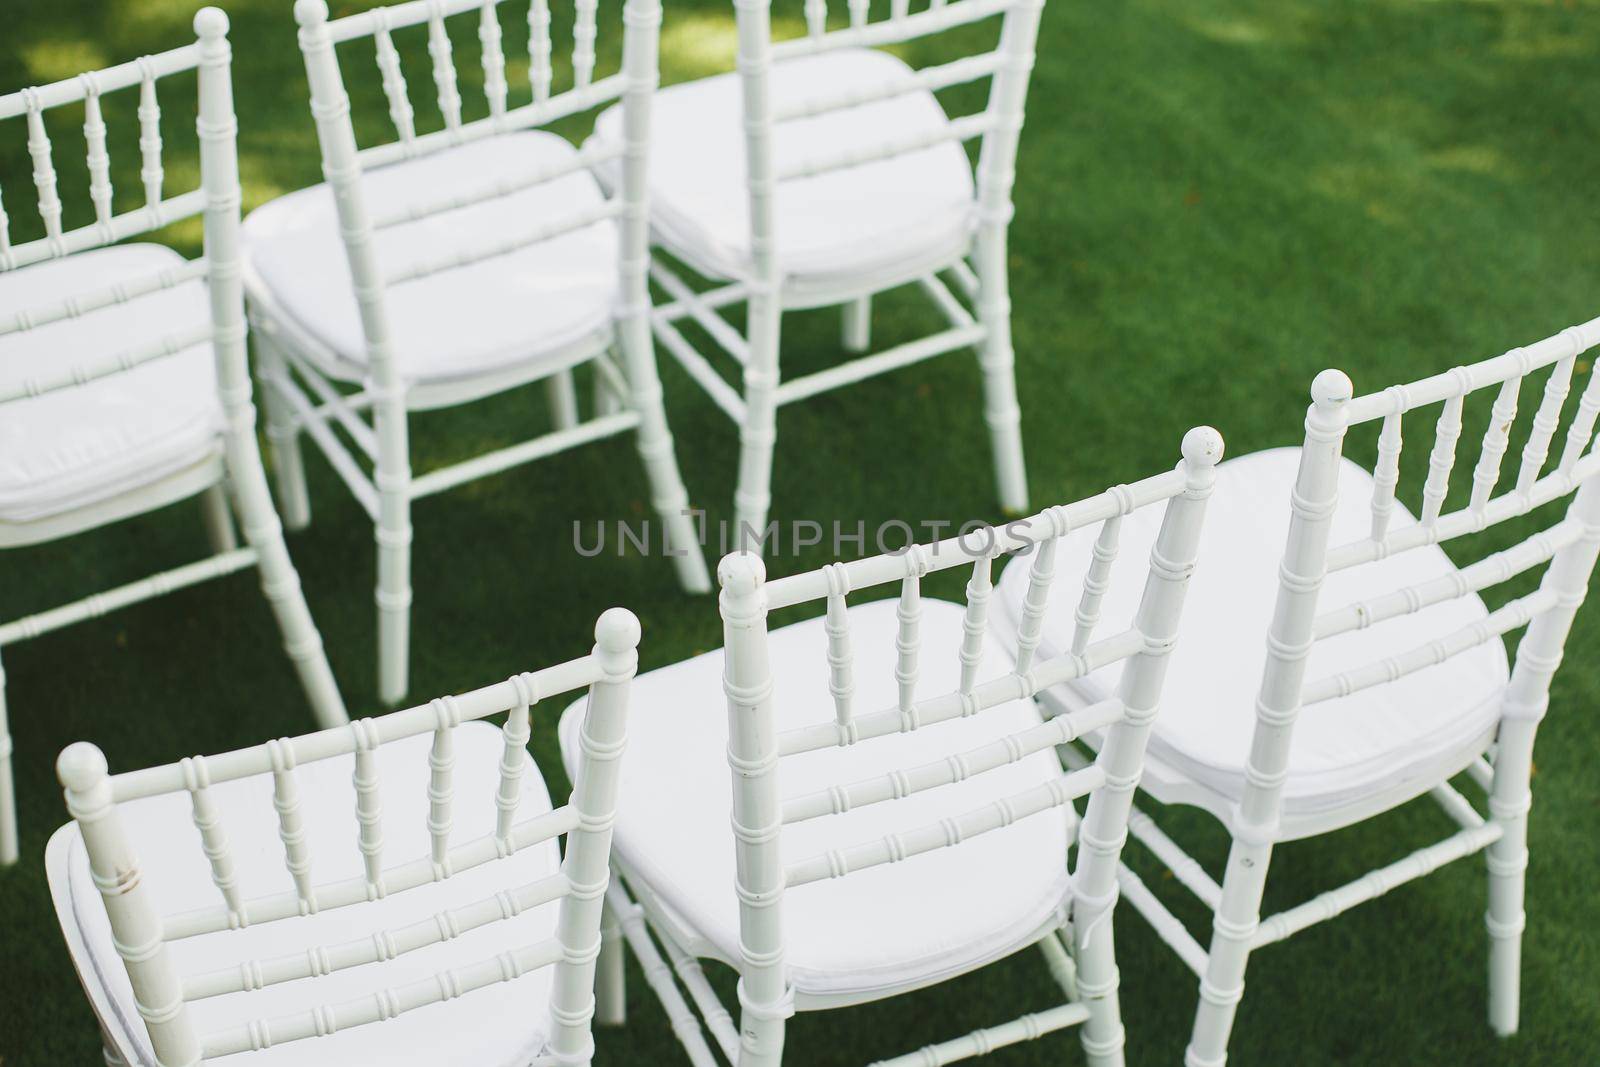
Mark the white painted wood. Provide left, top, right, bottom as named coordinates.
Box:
left=1106, top=320, right=1600, bottom=1067
left=653, top=0, right=1043, bottom=533
left=265, top=0, right=708, bottom=703
left=617, top=428, right=1219, bottom=1067
left=53, top=613, right=638, bottom=1064
left=0, top=10, right=347, bottom=867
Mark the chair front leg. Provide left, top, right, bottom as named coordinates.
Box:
left=253, top=329, right=313, bottom=531
left=0, top=650, right=15, bottom=866
left=974, top=229, right=1028, bottom=515
left=1186, top=835, right=1272, bottom=1067
left=735, top=293, right=782, bottom=540
left=1486, top=717, right=1537, bottom=1036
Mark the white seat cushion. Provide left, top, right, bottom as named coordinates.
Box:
left=0, top=245, right=222, bottom=524
left=591, top=49, right=977, bottom=290
left=243, top=132, right=618, bottom=387
left=992, top=447, right=1511, bottom=830
left=58, top=724, right=560, bottom=1067
left=560, top=598, right=1072, bottom=1002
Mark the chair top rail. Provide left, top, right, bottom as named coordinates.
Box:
left=162, top=805, right=578, bottom=940
left=0, top=257, right=208, bottom=337
left=764, top=468, right=1185, bottom=611
left=325, top=0, right=490, bottom=43
left=1302, top=585, right=1556, bottom=707
left=111, top=659, right=598, bottom=802
left=1315, top=517, right=1582, bottom=641
left=782, top=696, right=1125, bottom=824
left=0, top=44, right=198, bottom=119
left=1344, top=318, right=1600, bottom=427
left=777, top=628, right=1144, bottom=756
left=771, top=0, right=1013, bottom=61
left=1327, top=447, right=1600, bottom=572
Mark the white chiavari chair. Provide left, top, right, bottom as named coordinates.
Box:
left=562, top=428, right=1223, bottom=1067
left=46, top=607, right=640, bottom=1067
left=0, top=10, right=346, bottom=869
left=585, top=0, right=1044, bottom=535
left=244, top=0, right=711, bottom=707
left=992, top=320, right=1600, bottom=1064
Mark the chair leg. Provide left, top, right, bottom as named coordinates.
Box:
left=375, top=487, right=413, bottom=707
left=1486, top=719, right=1537, bottom=1036
left=0, top=651, right=16, bottom=866
left=1185, top=836, right=1272, bottom=1067
left=974, top=233, right=1029, bottom=514
left=735, top=295, right=782, bottom=540
left=547, top=368, right=580, bottom=431
left=614, top=323, right=711, bottom=593
left=226, top=437, right=348, bottom=728
left=596, top=898, right=628, bottom=1026
left=1072, top=915, right=1125, bottom=1067
left=254, top=332, right=313, bottom=532
left=841, top=295, right=871, bottom=353
left=595, top=354, right=624, bottom=417
left=199, top=482, right=238, bottom=553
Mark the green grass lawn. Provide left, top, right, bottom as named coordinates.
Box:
left=3, top=0, right=1599, bottom=1063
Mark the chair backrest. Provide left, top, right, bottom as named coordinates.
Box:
left=0, top=9, right=246, bottom=408
left=717, top=426, right=1222, bottom=1040
left=1245, top=320, right=1600, bottom=832
left=57, top=608, right=640, bottom=1066
left=731, top=0, right=1044, bottom=281
left=289, top=0, right=659, bottom=384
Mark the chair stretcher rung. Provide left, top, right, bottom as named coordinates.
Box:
left=1126, top=805, right=1222, bottom=910
left=867, top=1002, right=1091, bottom=1067
left=271, top=368, right=380, bottom=519
left=0, top=546, right=256, bottom=646
left=383, top=200, right=623, bottom=286
left=605, top=880, right=723, bottom=1067
left=408, top=410, right=640, bottom=499
left=1252, top=823, right=1503, bottom=949
left=651, top=314, right=748, bottom=422
left=648, top=260, right=749, bottom=364
left=773, top=324, right=985, bottom=407
left=772, top=51, right=1003, bottom=123
left=1116, top=861, right=1208, bottom=977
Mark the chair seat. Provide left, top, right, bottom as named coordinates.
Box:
left=48, top=724, right=561, bottom=1067
left=0, top=245, right=222, bottom=524
left=590, top=49, right=977, bottom=297
left=992, top=447, right=1511, bottom=838
left=242, top=132, right=618, bottom=388
left=560, top=598, right=1073, bottom=1003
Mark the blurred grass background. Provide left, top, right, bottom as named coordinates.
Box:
left=1, top=0, right=1598, bottom=1063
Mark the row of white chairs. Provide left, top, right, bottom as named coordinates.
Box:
left=5, top=4, right=1599, bottom=1067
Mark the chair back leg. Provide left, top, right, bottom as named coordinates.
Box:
left=546, top=368, right=581, bottom=430
left=735, top=295, right=782, bottom=537
left=199, top=482, right=238, bottom=553
left=841, top=295, right=871, bottom=353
